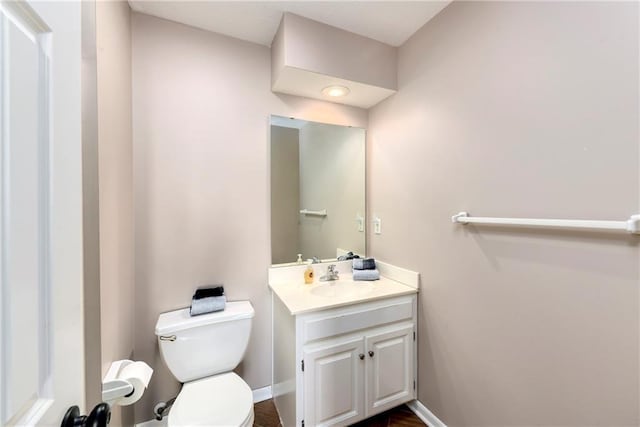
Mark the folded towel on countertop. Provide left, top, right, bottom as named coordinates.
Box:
left=190, top=295, right=226, bottom=316
left=353, top=269, right=380, bottom=281
left=353, top=258, right=376, bottom=270
left=194, top=286, right=225, bottom=299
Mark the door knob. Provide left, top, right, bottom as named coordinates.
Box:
left=359, top=353, right=365, bottom=360
left=62, top=403, right=111, bottom=427
left=368, top=351, right=374, bottom=358
left=61, top=406, right=83, bottom=427
left=86, top=403, right=111, bottom=427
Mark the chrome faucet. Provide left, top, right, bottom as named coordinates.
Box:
left=320, top=264, right=340, bottom=282
left=311, top=256, right=321, bottom=264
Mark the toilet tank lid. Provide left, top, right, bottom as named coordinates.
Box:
left=155, top=301, right=254, bottom=336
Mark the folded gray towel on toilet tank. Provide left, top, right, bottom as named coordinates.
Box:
left=353, top=269, right=380, bottom=281
left=353, top=258, right=376, bottom=270
left=190, top=295, right=226, bottom=316
left=194, top=286, right=225, bottom=299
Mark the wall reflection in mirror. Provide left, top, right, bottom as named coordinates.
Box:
left=270, top=115, right=365, bottom=266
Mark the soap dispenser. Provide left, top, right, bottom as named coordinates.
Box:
left=304, top=261, right=314, bottom=284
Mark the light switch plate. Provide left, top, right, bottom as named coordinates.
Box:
left=373, top=217, right=382, bottom=234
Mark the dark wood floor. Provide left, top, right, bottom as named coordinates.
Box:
left=254, top=399, right=425, bottom=427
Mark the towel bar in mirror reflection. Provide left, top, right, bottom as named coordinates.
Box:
left=299, top=209, right=327, bottom=216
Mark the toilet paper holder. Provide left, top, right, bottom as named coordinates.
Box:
left=102, top=359, right=151, bottom=404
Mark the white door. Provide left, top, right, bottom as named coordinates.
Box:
left=365, top=325, right=414, bottom=416
left=303, top=337, right=365, bottom=427
left=0, top=1, right=86, bottom=426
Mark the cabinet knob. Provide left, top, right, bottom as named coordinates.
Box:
left=368, top=351, right=374, bottom=358
left=359, top=354, right=365, bottom=360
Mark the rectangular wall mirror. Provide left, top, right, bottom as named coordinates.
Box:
left=270, top=115, right=366, bottom=266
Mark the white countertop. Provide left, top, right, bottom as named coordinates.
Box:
left=269, top=273, right=418, bottom=315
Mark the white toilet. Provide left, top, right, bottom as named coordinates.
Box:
left=155, top=301, right=255, bottom=426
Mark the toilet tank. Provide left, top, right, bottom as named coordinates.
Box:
left=155, top=301, right=254, bottom=383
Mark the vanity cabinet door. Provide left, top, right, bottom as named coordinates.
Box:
left=303, top=337, right=365, bottom=427
left=365, top=325, right=415, bottom=416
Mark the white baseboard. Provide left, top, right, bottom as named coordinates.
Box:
left=407, top=399, right=447, bottom=427
left=135, top=419, right=167, bottom=427
left=135, top=386, right=273, bottom=426
left=252, top=385, right=272, bottom=403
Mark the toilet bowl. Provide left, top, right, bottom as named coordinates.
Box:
left=155, top=301, right=255, bottom=426
left=168, top=373, right=254, bottom=427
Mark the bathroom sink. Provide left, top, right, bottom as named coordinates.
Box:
left=310, top=281, right=374, bottom=298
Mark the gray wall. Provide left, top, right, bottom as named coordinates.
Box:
left=132, top=13, right=367, bottom=423
left=271, top=126, right=301, bottom=264
left=368, top=2, right=639, bottom=425
left=96, top=1, right=135, bottom=425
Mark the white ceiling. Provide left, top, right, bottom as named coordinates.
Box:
left=127, top=1, right=451, bottom=47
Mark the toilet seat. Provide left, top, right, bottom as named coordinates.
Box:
left=168, top=372, right=254, bottom=427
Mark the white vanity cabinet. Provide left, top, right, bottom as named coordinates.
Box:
left=272, top=293, right=417, bottom=427
left=365, top=324, right=415, bottom=414
left=303, top=336, right=365, bottom=426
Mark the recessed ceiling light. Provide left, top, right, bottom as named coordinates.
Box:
left=322, top=85, right=350, bottom=97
